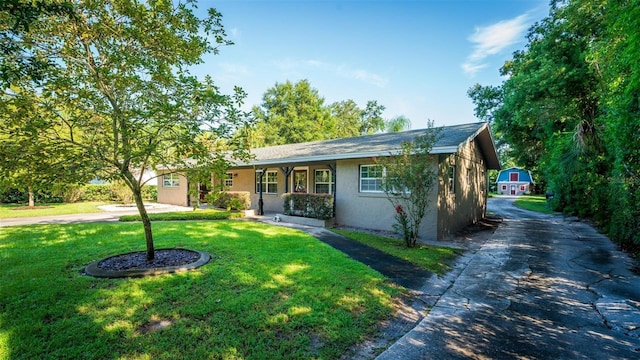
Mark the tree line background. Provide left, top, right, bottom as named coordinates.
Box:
left=468, top=0, right=639, bottom=250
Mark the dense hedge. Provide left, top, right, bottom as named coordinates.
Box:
left=120, top=209, right=244, bottom=222
left=282, top=193, right=334, bottom=220
left=0, top=184, right=158, bottom=204
left=0, top=188, right=62, bottom=204
left=205, top=191, right=251, bottom=211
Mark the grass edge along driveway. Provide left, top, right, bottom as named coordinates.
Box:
left=0, top=202, right=108, bottom=219
left=513, top=195, right=554, bottom=214
left=0, top=220, right=404, bottom=359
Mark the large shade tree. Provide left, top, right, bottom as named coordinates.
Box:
left=249, top=79, right=389, bottom=147
left=0, top=90, right=93, bottom=206
left=250, top=79, right=334, bottom=147
left=468, top=0, right=640, bottom=249
left=3, top=0, right=252, bottom=260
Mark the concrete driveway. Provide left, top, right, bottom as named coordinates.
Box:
left=0, top=203, right=192, bottom=227
left=378, top=196, right=640, bottom=359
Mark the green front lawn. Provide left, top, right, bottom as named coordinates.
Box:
left=0, top=221, right=401, bottom=359
left=514, top=195, right=554, bottom=214
left=0, top=201, right=107, bottom=218
left=332, top=229, right=461, bottom=275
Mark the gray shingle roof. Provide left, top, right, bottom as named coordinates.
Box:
left=241, top=122, right=500, bottom=169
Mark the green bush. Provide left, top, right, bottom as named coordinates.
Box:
left=119, top=209, right=244, bottom=222
left=206, top=191, right=251, bottom=210
left=78, top=184, right=157, bottom=202
left=282, top=193, right=334, bottom=220
left=53, top=183, right=85, bottom=203
left=1, top=183, right=158, bottom=204
left=0, top=188, right=62, bottom=204
left=80, top=184, right=113, bottom=201
left=142, top=185, right=158, bottom=201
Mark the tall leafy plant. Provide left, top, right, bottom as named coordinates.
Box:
left=378, top=123, right=440, bottom=247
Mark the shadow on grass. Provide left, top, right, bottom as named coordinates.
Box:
left=0, top=221, right=399, bottom=359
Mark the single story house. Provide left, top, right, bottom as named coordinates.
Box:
left=496, top=167, right=534, bottom=195
left=157, top=122, right=500, bottom=241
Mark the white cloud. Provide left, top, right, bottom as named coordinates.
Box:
left=346, top=68, right=388, bottom=88
left=220, top=63, right=250, bottom=75
left=215, top=63, right=251, bottom=83
left=462, top=14, right=530, bottom=76
left=275, top=58, right=388, bottom=88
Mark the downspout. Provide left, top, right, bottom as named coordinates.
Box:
left=328, top=164, right=336, bottom=218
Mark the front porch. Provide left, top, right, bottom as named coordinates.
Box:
left=220, top=161, right=337, bottom=217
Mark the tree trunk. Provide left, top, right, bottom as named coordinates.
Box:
left=122, top=169, right=156, bottom=261
left=132, top=185, right=155, bottom=261
left=28, top=186, right=35, bottom=207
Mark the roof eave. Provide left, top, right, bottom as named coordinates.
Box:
left=234, top=146, right=460, bottom=167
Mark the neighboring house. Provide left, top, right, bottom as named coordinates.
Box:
left=496, top=167, right=534, bottom=195
left=157, top=122, right=500, bottom=241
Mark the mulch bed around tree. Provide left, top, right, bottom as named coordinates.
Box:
left=97, top=249, right=201, bottom=271
left=84, top=248, right=211, bottom=278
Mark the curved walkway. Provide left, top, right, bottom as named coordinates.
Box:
left=256, top=219, right=436, bottom=291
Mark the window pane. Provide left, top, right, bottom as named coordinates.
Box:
left=315, top=169, right=333, bottom=194
left=360, top=165, right=384, bottom=192
left=224, top=173, right=233, bottom=187
left=163, top=174, right=179, bottom=187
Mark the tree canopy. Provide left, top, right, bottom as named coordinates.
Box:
left=249, top=79, right=394, bottom=147
left=468, top=0, right=640, bottom=249
left=1, top=0, right=252, bottom=260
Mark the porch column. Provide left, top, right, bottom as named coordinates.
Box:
left=327, top=164, right=336, bottom=217
left=257, top=168, right=265, bottom=215
left=280, top=166, right=294, bottom=193
left=186, top=180, right=191, bottom=207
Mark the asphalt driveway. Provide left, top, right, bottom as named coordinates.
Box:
left=378, top=196, right=640, bottom=359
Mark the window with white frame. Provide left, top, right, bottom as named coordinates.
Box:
left=315, top=169, right=334, bottom=194
left=448, top=166, right=456, bottom=194
left=256, top=170, right=278, bottom=194
left=163, top=173, right=180, bottom=187
left=360, top=164, right=384, bottom=193
left=224, top=172, right=233, bottom=187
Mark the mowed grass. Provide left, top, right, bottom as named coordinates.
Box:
left=332, top=230, right=460, bottom=275
left=0, top=202, right=107, bottom=218
left=0, top=221, right=401, bottom=359
left=514, top=195, right=554, bottom=214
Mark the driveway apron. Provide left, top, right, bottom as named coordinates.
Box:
left=378, top=196, right=640, bottom=359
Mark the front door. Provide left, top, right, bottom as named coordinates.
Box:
left=510, top=185, right=516, bottom=195
left=293, top=169, right=308, bottom=193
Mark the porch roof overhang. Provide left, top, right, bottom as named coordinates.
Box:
left=232, top=122, right=501, bottom=170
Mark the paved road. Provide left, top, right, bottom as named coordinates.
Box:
left=0, top=204, right=192, bottom=227
left=378, top=196, right=640, bottom=359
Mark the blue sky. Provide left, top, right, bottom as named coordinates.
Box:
left=192, top=0, right=550, bottom=129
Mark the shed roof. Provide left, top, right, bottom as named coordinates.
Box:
left=497, top=167, right=534, bottom=183
left=239, top=122, right=501, bottom=169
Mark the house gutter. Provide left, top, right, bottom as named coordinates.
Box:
left=237, top=145, right=460, bottom=167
